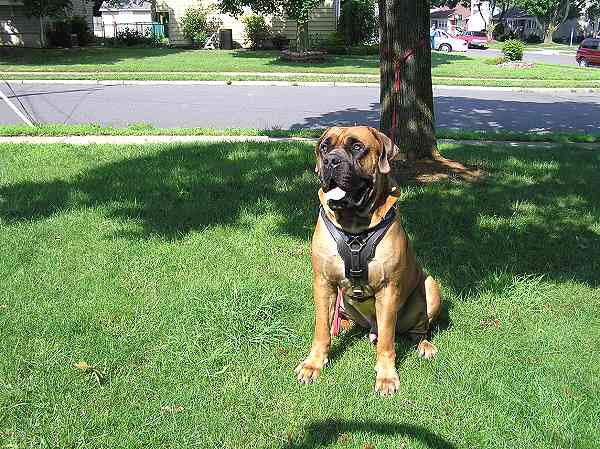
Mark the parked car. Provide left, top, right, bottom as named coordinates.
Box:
left=576, top=38, right=600, bottom=67
left=457, top=30, right=489, bottom=49
left=432, top=29, right=468, bottom=52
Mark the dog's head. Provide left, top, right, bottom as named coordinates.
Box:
left=315, top=126, right=400, bottom=212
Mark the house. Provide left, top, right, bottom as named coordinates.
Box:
left=98, top=0, right=154, bottom=38
left=492, top=5, right=600, bottom=42
left=430, top=4, right=471, bottom=35
left=0, top=0, right=93, bottom=47
left=112, top=0, right=341, bottom=47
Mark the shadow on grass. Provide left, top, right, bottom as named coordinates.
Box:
left=0, top=140, right=598, bottom=292
left=0, top=47, right=192, bottom=69
left=288, top=419, right=456, bottom=449
left=231, top=49, right=470, bottom=71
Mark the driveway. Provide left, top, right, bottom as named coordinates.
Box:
left=1, top=83, right=598, bottom=133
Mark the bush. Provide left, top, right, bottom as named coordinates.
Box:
left=484, top=56, right=506, bottom=65
left=69, top=15, right=92, bottom=46
left=502, top=39, right=524, bottom=61
left=492, top=22, right=505, bottom=41
left=524, top=34, right=542, bottom=44
left=272, top=33, right=289, bottom=50
left=337, top=0, right=377, bottom=46
left=115, top=28, right=152, bottom=46
left=46, top=16, right=92, bottom=48
left=181, top=6, right=215, bottom=46
left=242, top=14, right=271, bottom=49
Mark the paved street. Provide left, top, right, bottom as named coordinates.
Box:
left=1, top=83, right=599, bottom=133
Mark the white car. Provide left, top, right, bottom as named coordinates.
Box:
left=432, top=29, right=468, bottom=52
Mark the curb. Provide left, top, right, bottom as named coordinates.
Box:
left=3, top=79, right=600, bottom=93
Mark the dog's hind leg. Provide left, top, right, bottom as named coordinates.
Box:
left=405, top=274, right=442, bottom=360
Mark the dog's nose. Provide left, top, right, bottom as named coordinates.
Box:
left=323, top=154, right=341, bottom=167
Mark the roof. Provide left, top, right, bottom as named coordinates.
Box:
left=99, top=0, right=152, bottom=11
left=492, top=7, right=533, bottom=20
left=430, top=5, right=470, bottom=20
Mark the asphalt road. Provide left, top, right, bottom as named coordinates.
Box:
left=1, top=83, right=599, bottom=133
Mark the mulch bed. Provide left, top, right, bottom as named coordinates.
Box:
left=280, top=50, right=328, bottom=63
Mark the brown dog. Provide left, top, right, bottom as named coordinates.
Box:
left=294, top=126, right=442, bottom=396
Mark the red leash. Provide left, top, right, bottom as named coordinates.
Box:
left=331, top=288, right=344, bottom=337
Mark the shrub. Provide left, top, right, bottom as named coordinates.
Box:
left=242, top=14, right=271, bottom=49
left=272, top=33, right=289, bottom=50
left=181, top=6, right=215, bottom=46
left=69, top=15, right=92, bottom=46
left=502, top=39, right=524, bottom=61
left=492, top=22, right=505, bottom=41
left=484, top=55, right=506, bottom=65
left=115, top=27, right=152, bottom=46
left=337, top=0, right=377, bottom=46
left=46, top=16, right=92, bottom=48
left=524, top=34, right=542, bottom=44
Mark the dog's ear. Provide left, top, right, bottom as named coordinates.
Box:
left=315, top=128, right=330, bottom=173
left=368, top=127, right=400, bottom=174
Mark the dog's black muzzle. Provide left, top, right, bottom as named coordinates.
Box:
left=320, top=149, right=373, bottom=211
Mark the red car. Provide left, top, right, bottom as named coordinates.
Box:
left=457, top=31, right=489, bottom=49
left=576, top=38, right=600, bottom=67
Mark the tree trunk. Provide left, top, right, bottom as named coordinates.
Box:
left=296, top=19, right=309, bottom=52
left=379, top=0, right=438, bottom=161
left=544, top=26, right=554, bottom=44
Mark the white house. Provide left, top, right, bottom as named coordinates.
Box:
left=98, top=0, right=153, bottom=38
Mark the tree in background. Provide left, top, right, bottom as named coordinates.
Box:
left=22, top=0, right=72, bottom=47
left=518, top=0, right=573, bottom=43
left=218, top=0, right=321, bottom=51
left=337, top=0, right=377, bottom=46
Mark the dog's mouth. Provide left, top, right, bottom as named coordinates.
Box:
left=323, top=180, right=373, bottom=211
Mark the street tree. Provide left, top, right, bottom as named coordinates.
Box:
left=22, top=0, right=72, bottom=47
left=379, top=0, right=439, bottom=160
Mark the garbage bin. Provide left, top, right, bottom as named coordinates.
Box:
left=219, top=29, right=233, bottom=50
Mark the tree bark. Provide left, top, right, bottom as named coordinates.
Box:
left=544, top=27, right=554, bottom=43
left=296, top=19, right=309, bottom=52
left=379, top=0, right=439, bottom=161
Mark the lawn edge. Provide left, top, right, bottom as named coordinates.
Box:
left=0, top=125, right=597, bottom=144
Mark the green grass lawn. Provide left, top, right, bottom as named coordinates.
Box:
left=1, top=141, right=599, bottom=448
left=1, top=48, right=598, bottom=86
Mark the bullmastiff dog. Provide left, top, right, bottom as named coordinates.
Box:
left=295, top=126, right=442, bottom=396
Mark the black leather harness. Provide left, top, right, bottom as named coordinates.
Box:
left=320, top=205, right=397, bottom=301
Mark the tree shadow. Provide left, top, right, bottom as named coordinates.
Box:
left=287, top=418, right=456, bottom=449
left=0, top=47, right=192, bottom=69
left=0, top=142, right=317, bottom=241
left=231, top=49, right=469, bottom=72
left=1, top=139, right=598, bottom=292
left=289, top=96, right=600, bottom=133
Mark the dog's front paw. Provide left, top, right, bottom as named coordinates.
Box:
left=374, top=368, right=400, bottom=396
left=294, top=356, right=328, bottom=384
left=417, top=340, right=438, bottom=359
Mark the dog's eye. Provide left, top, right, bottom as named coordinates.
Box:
left=351, top=143, right=364, bottom=153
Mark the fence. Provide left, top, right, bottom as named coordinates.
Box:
left=93, top=19, right=167, bottom=41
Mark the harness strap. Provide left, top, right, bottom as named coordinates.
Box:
left=320, top=206, right=397, bottom=298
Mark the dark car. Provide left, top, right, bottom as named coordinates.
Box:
left=576, top=38, right=600, bottom=67
left=457, top=31, right=489, bottom=49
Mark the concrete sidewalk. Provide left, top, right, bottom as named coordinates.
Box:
left=1, top=134, right=596, bottom=150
